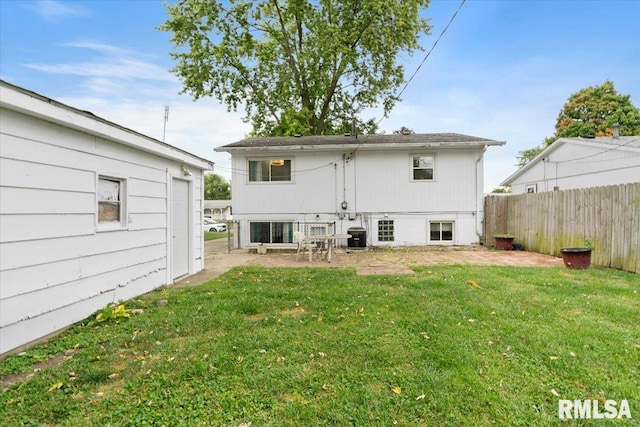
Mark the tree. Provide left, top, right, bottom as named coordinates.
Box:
left=491, top=186, right=511, bottom=194
left=551, top=80, right=640, bottom=141
left=160, top=0, right=431, bottom=136
left=515, top=81, right=640, bottom=167
left=204, top=173, right=231, bottom=200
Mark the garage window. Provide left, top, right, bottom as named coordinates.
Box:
left=98, top=176, right=126, bottom=229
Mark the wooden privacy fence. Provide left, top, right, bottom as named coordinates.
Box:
left=484, top=183, right=640, bottom=274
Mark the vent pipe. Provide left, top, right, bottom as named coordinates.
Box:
left=612, top=123, right=620, bottom=138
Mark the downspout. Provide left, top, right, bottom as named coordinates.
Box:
left=475, top=146, right=487, bottom=242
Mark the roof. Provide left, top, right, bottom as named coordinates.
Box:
left=216, top=133, right=505, bottom=153
left=204, top=200, right=232, bottom=208
left=0, top=80, right=214, bottom=170
left=501, top=135, right=640, bottom=186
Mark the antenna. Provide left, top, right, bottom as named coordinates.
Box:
left=162, top=105, right=169, bottom=142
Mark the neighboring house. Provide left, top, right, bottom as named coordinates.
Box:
left=215, top=133, right=504, bottom=248
left=0, top=80, right=213, bottom=355
left=204, top=199, right=232, bottom=220
left=501, top=135, right=640, bottom=194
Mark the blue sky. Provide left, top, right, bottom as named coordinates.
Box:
left=1, top=0, right=639, bottom=191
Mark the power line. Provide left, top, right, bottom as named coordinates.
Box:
left=377, top=0, right=466, bottom=126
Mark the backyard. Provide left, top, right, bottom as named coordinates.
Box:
left=1, top=265, right=638, bottom=426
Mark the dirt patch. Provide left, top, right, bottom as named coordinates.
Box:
left=175, top=240, right=563, bottom=285
left=1, top=349, right=76, bottom=391
left=245, top=246, right=565, bottom=275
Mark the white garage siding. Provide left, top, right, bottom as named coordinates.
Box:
left=0, top=81, right=211, bottom=355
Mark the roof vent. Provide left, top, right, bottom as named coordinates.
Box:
left=294, top=134, right=301, bottom=137
left=344, top=133, right=351, bottom=137
left=612, top=123, right=620, bottom=138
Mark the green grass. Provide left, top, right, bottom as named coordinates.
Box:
left=204, top=231, right=228, bottom=241
left=1, top=266, right=638, bottom=426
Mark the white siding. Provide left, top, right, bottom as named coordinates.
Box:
left=0, top=102, right=207, bottom=354
left=508, top=140, right=640, bottom=194
left=231, top=146, right=485, bottom=247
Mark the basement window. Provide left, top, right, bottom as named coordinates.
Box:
left=98, top=176, right=126, bottom=229
left=430, top=221, right=453, bottom=242
left=378, top=220, right=394, bottom=242
left=250, top=222, right=293, bottom=244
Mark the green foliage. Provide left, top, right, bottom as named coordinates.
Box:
left=515, top=146, right=543, bottom=167
left=204, top=172, right=230, bottom=200
left=2, top=266, right=638, bottom=425
left=159, top=0, right=431, bottom=136
left=491, top=186, right=511, bottom=193
left=554, top=80, right=640, bottom=138
left=516, top=80, right=640, bottom=167
left=95, top=303, right=130, bottom=323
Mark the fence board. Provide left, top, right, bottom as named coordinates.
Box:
left=484, top=183, right=639, bottom=274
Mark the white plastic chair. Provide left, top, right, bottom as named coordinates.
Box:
left=294, top=231, right=316, bottom=262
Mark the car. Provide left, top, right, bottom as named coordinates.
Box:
left=204, top=218, right=227, bottom=232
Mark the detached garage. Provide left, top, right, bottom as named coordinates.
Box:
left=0, top=80, right=213, bottom=355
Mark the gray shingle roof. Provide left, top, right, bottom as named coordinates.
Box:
left=217, top=132, right=504, bottom=151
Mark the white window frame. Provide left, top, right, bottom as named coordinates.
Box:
left=429, top=221, right=454, bottom=244
left=248, top=158, right=293, bottom=183
left=410, top=154, right=435, bottom=181
left=97, top=175, right=127, bottom=231
left=525, top=184, right=537, bottom=193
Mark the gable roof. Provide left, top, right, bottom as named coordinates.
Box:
left=501, top=136, right=640, bottom=186
left=216, top=133, right=504, bottom=153
left=0, top=79, right=214, bottom=170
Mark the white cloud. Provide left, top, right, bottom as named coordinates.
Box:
left=23, top=0, right=88, bottom=22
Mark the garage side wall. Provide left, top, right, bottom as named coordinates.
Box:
left=0, top=108, right=204, bottom=355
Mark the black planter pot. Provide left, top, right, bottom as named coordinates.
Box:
left=561, top=248, right=592, bottom=269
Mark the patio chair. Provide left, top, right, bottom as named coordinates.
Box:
left=294, top=231, right=316, bottom=262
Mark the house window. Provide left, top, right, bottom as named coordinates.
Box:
left=430, top=222, right=453, bottom=242
left=250, top=222, right=293, bottom=244
left=249, top=159, right=292, bottom=182
left=378, top=220, right=394, bottom=242
left=525, top=184, right=537, bottom=193
left=98, top=176, right=126, bottom=228
left=411, top=155, right=434, bottom=180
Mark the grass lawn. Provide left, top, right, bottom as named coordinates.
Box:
left=204, top=231, right=229, bottom=241
left=1, top=266, right=638, bottom=426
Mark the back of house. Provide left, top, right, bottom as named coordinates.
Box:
left=216, top=133, right=504, bottom=249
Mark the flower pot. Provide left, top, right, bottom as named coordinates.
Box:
left=561, top=248, right=592, bottom=269
left=494, top=236, right=514, bottom=250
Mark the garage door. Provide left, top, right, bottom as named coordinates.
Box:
left=172, top=178, right=189, bottom=278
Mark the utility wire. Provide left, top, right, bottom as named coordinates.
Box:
left=377, top=0, right=466, bottom=126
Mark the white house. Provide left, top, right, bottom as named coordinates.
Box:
left=501, top=135, right=640, bottom=194
left=204, top=200, right=232, bottom=220
left=216, top=133, right=504, bottom=248
left=0, top=80, right=213, bottom=355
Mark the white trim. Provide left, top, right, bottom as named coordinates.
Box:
left=409, top=153, right=436, bottom=182
left=95, top=173, right=129, bottom=232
